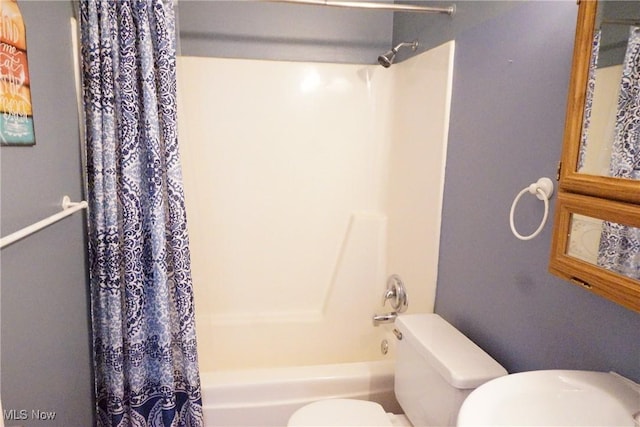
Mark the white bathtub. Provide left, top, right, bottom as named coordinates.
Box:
left=200, top=360, right=401, bottom=427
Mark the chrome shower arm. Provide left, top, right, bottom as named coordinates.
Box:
left=392, top=41, right=418, bottom=53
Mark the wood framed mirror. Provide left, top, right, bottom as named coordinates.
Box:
left=550, top=0, right=640, bottom=313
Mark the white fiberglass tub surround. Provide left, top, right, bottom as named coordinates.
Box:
left=177, top=41, right=455, bottom=372
left=178, top=41, right=454, bottom=426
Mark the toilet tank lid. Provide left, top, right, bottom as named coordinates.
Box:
left=395, top=314, right=507, bottom=389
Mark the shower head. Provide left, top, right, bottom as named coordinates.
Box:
left=378, top=41, right=419, bottom=68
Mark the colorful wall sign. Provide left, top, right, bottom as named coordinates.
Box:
left=0, top=0, right=35, bottom=146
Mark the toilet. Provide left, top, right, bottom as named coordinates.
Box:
left=288, top=314, right=508, bottom=427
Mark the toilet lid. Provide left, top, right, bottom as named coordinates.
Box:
left=287, top=399, right=393, bottom=427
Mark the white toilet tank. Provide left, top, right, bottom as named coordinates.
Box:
left=394, top=314, right=507, bottom=427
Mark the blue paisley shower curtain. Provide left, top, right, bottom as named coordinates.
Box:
left=79, top=1, right=203, bottom=425
left=597, top=27, right=640, bottom=279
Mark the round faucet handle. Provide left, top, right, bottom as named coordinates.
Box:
left=382, top=274, right=408, bottom=313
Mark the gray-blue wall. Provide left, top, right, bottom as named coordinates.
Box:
left=178, top=0, right=393, bottom=63
left=0, top=1, right=94, bottom=425
left=177, top=1, right=511, bottom=65
left=391, top=1, right=516, bottom=60
left=394, top=2, right=640, bottom=382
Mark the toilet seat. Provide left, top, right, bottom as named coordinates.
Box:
left=287, top=399, right=393, bottom=427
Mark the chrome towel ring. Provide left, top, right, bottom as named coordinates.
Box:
left=509, top=177, right=554, bottom=241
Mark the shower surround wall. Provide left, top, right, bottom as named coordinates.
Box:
left=177, top=42, right=454, bottom=371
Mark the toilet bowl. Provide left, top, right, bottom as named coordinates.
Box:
left=287, top=314, right=507, bottom=427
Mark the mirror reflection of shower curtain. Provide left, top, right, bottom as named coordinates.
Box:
left=577, top=29, right=601, bottom=170
left=597, top=27, right=640, bottom=280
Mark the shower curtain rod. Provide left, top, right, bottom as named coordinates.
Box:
left=262, top=0, right=455, bottom=15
